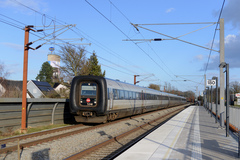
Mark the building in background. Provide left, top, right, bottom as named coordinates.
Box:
left=27, top=80, right=59, bottom=98
left=48, top=53, right=60, bottom=83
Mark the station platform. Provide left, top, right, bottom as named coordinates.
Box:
left=115, top=105, right=238, bottom=160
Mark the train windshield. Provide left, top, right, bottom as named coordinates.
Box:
left=81, top=83, right=97, bottom=96
left=80, top=82, right=97, bottom=107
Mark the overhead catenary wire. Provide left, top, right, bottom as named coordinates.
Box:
left=85, top=0, right=174, bottom=82
left=0, top=18, right=137, bottom=76
left=108, top=0, right=175, bottom=76
left=1, top=0, right=147, bottom=78
left=0, top=18, right=23, bottom=30
left=204, top=0, right=226, bottom=73
left=2, top=0, right=225, bottom=92
left=4, top=0, right=195, bottom=90
left=107, top=0, right=193, bottom=89
left=8, top=0, right=152, bottom=79
left=197, top=0, right=226, bottom=89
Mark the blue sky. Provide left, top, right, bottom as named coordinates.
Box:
left=0, top=0, right=240, bottom=95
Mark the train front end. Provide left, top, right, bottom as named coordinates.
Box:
left=69, top=75, right=108, bottom=123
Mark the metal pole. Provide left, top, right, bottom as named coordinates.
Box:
left=204, top=89, right=207, bottom=109
left=134, top=75, right=139, bottom=85
left=21, top=26, right=30, bottom=131
left=238, top=130, right=240, bottom=158
left=207, top=87, right=210, bottom=113
left=215, top=77, right=218, bottom=123
left=204, top=74, right=206, bottom=109
left=226, top=63, right=229, bottom=137
left=219, top=18, right=225, bottom=128
left=211, top=86, right=213, bottom=117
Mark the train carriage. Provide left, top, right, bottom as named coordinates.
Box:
left=69, top=75, right=186, bottom=123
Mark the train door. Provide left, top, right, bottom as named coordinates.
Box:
left=141, top=90, right=144, bottom=107
left=109, top=88, right=113, bottom=110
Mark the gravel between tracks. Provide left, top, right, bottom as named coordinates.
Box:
left=0, top=107, right=180, bottom=160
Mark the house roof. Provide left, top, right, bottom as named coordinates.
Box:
left=29, top=80, right=60, bottom=98
left=0, top=78, right=23, bottom=98
left=0, top=78, right=23, bottom=90
left=31, top=80, right=55, bottom=92
left=53, top=83, right=60, bottom=89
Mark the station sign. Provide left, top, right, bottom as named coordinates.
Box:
left=236, top=93, right=240, bottom=97
left=207, top=79, right=216, bottom=86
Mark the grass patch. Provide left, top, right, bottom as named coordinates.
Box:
left=0, top=124, right=70, bottom=140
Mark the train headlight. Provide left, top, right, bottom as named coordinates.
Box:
left=94, top=99, right=96, bottom=104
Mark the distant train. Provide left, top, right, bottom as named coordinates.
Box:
left=69, top=75, right=187, bottom=123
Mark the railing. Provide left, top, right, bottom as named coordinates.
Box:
left=0, top=98, right=76, bottom=133
left=207, top=103, right=240, bottom=131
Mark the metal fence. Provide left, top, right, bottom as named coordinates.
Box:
left=208, top=103, right=240, bottom=131
left=0, top=98, right=76, bottom=133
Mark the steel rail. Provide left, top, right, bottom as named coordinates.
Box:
left=65, top=105, right=188, bottom=160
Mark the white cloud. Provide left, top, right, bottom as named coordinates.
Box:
left=166, top=8, right=175, bottom=13
left=1, top=42, right=23, bottom=51
left=195, top=54, right=204, bottom=61
left=225, top=34, right=237, bottom=44
left=221, top=0, right=240, bottom=28
left=201, top=33, right=240, bottom=70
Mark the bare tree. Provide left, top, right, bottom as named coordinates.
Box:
left=148, top=84, right=160, bottom=91
left=57, top=45, right=88, bottom=81
left=0, top=62, right=10, bottom=84
left=230, top=81, right=240, bottom=94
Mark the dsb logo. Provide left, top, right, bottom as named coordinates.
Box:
left=207, top=80, right=216, bottom=86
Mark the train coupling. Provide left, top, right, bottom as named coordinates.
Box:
left=82, top=112, right=93, bottom=117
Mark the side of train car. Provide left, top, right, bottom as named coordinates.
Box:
left=69, top=75, right=187, bottom=123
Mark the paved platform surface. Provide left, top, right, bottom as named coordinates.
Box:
left=115, top=105, right=238, bottom=160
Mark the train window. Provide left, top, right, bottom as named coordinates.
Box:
left=139, top=92, right=146, bottom=100
left=129, top=91, right=133, bottom=99
left=125, top=91, right=129, bottom=99
left=139, top=93, right=143, bottom=100
left=132, top=92, right=136, bottom=99
left=146, top=94, right=150, bottom=99
left=119, top=90, right=124, bottom=99
left=148, top=94, right=150, bottom=100
left=113, top=89, right=118, bottom=99
left=80, top=82, right=97, bottom=107
left=144, top=93, right=147, bottom=100
left=81, top=83, right=97, bottom=96
left=162, top=96, right=168, bottom=100
left=136, top=92, right=140, bottom=100
left=154, top=95, right=157, bottom=100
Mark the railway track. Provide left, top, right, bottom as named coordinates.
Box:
left=65, top=105, right=189, bottom=160
left=0, top=104, right=190, bottom=159
left=0, top=124, right=88, bottom=154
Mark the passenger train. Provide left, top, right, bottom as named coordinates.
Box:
left=69, top=75, right=187, bottom=123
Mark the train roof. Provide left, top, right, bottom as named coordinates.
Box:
left=105, top=78, right=186, bottom=99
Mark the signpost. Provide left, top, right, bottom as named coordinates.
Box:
left=236, top=93, right=240, bottom=106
